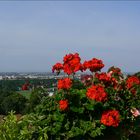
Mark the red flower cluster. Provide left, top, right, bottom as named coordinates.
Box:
left=83, top=58, right=104, bottom=72
left=52, top=54, right=105, bottom=75
left=126, top=76, right=140, bottom=89
left=101, top=110, right=120, bottom=127
left=52, top=62, right=63, bottom=74
left=111, top=77, right=120, bottom=90
left=108, top=66, right=122, bottom=76
left=63, top=53, right=83, bottom=75
left=22, top=84, right=29, bottom=90
left=57, top=78, right=72, bottom=90
left=126, top=76, right=140, bottom=94
left=95, top=72, right=111, bottom=83
left=86, top=85, right=107, bottom=102
left=59, top=100, right=69, bottom=111
left=95, top=72, right=120, bottom=89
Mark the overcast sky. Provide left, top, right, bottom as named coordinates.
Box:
left=0, top=1, right=140, bottom=73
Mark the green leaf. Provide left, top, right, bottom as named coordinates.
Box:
left=85, top=103, right=94, bottom=110
left=70, top=106, right=84, bottom=114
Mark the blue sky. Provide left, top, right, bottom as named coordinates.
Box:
left=0, top=1, right=140, bottom=73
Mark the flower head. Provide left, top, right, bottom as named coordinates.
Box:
left=95, top=72, right=111, bottom=84
left=59, top=100, right=69, bottom=111
left=57, top=78, right=72, bottom=90
left=83, top=58, right=104, bottom=72
left=131, top=108, right=140, bottom=117
left=126, top=76, right=140, bottom=94
left=101, top=110, right=120, bottom=127
left=86, top=85, right=107, bottom=102
left=126, top=76, right=140, bottom=89
left=108, top=66, right=122, bottom=76
left=63, top=53, right=83, bottom=75
left=52, top=62, right=63, bottom=74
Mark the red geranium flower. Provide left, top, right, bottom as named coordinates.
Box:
left=22, top=84, right=29, bottom=90
left=86, top=85, right=107, bottom=102
left=52, top=62, right=63, bottom=74
left=101, top=110, right=120, bottom=127
left=126, top=76, right=140, bottom=89
left=57, top=78, right=72, bottom=90
left=126, top=76, right=140, bottom=94
left=95, top=72, right=120, bottom=89
left=59, top=100, right=69, bottom=111
left=83, top=58, right=104, bottom=72
left=108, top=66, right=122, bottom=76
left=63, top=53, right=83, bottom=75
left=95, top=72, right=111, bottom=83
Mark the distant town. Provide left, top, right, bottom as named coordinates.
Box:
left=0, top=72, right=82, bottom=80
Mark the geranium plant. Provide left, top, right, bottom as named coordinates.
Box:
left=50, top=53, right=140, bottom=139
left=1, top=52, right=140, bottom=140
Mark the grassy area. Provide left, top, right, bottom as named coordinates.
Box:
left=17, top=90, right=31, bottom=99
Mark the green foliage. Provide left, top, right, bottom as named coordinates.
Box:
left=0, top=90, right=14, bottom=114
left=0, top=93, right=27, bottom=115
left=72, top=79, right=85, bottom=89
left=134, top=71, right=140, bottom=78
left=33, top=89, right=106, bottom=140
left=0, top=68, right=140, bottom=139
left=0, top=111, right=19, bottom=140
left=0, top=112, right=49, bottom=140
left=26, top=88, right=48, bottom=113
left=17, top=90, right=31, bottom=100
left=18, top=114, right=49, bottom=140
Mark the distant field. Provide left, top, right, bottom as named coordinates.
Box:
left=17, top=90, right=31, bottom=99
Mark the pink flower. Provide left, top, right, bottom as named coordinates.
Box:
left=107, top=71, right=113, bottom=78
left=131, top=108, right=140, bottom=117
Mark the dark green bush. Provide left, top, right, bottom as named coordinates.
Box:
left=27, top=88, right=48, bottom=113
left=0, top=93, right=27, bottom=115
left=134, top=71, right=140, bottom=78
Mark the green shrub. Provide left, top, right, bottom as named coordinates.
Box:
left=0, top=112, right=49, bottom=140
left=0, top=93, right=27, bottom=115
left=0, top=91, right=11, bottom=114
left=1, top=53, right=140, bottom=139
left=25, top=88, right=49, bottom=113
left=18, top=113, right=49, bottom=140
left=0, top=111, right=19, bottom=140
left=134, top=71, right=140, bottom=78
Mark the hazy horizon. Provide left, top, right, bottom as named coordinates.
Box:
left=0, top=1, right=140, bottom=73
